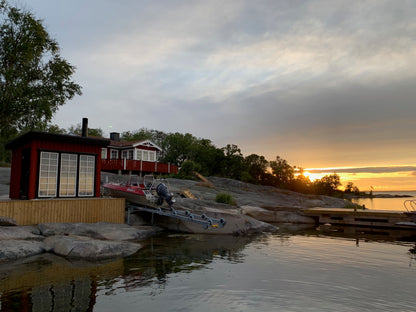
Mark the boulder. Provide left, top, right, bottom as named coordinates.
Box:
left=44, top=235, right=142, bottom=260
left=0, top=216, right=17, bottom=226
left=0, top=240, right=45, bottom=261
left=241, top=205, right=316, bottom=224
left=38, top=222, right=162, bottom=241
left=0, top=226, right=42, bottom=240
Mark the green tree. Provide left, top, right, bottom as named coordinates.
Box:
left=162, top=132, right=197, bottom=166
left=313, top=173, right=341, bottom=195
left=220, top=144, right=246, bottom=180
left=269, top=156, right=294, bottom=188
left=0, top=0, right=81, bottom=140
left=291, top=167, right=312, bottom=193
left=68, top=124, right=103, bottom=137
left=344, top=181, right=360, bottom=195
left=244, top=154, right=269, bottom=183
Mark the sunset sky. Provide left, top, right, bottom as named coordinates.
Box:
left=20, top=0, right=416, bottom=191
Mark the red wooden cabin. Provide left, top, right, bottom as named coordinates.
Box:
left=100, top=132, right=178, bottom=175
left=6, top=131, right=109, bottom=200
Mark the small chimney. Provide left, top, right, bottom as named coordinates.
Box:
left=110, top=132, right=120, bottom=141
left=81, top=118, right=88, bottom=137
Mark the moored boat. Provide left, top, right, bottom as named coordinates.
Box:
left=103, top=175, right=174, bottom=208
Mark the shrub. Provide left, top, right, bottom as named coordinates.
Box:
left=215, top=193, right=236, bottom=205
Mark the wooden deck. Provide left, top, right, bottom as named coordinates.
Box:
left=303, top=207, right=416, bottom=229
left=0, top=197, right=125, bottom=225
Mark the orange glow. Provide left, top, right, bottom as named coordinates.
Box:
left=301, top=171, right=326, bottom=182
left=303, top=167, right=416, bottom=192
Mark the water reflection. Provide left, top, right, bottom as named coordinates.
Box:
left=0, top=234, right=254, bottom=311
left=1, top=228, right=416, bottom=311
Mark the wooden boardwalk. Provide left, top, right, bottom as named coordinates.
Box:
left=303, top=207, right=416, bottom=229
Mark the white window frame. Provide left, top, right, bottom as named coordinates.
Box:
left=59, top=153, right=78, bottom=197
left=136, top=149, right=156, bottom=162
left=78, top=155, right=95, bottom=197
left=38, top=152, right=59, bottom=197
left=121, top=149, right=134, bottom=159
left=101, top=148, right=107, bottom=160
left=110, top=149, right=119, bottom=159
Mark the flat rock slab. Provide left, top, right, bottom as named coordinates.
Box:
left=0, top=240, right=45, bottom=261
left=0, top=226, right=42, bottom=240
left=151, top=206, right=278, bottom=235
left=38, top=222, right=161, bottom=241
left=44, top=235, right=142, bottom=260
left=241, top=205, right=316, bottom=224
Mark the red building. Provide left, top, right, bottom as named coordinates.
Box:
left=100, top=132, right=178, bottom=175
left=6, top=131, right=109, bottom=200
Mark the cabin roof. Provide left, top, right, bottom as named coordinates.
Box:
left=108, top=139, right=162, bottom=151
left=5, top=131, right=110, bottom=150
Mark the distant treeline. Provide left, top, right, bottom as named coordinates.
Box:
left=3, top=124, right=361, bottom=197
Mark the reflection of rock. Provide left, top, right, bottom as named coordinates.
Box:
left=44, top=235, right=142, bottom=260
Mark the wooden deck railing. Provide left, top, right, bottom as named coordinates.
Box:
left=101, top=159, right=177, bottom=174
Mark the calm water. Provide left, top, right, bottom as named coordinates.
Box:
left=1, top=226, right=415, bottom=312
left=351, top=191, right=416, bottom=211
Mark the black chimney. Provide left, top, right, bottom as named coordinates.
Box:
left=110, top=132, right=120, bottom=141
left=82, top=118, right=88, bottom=137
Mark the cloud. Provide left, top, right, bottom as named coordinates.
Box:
left=307, top=166, right=416, bottom=174
left=25, top=0, right=416, bottom=170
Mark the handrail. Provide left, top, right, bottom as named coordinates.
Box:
left=403, top=199, right=416, bottom=212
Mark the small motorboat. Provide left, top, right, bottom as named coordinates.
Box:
left=104, top=175, right=227, bottom=229
left=103, top=175, right=175, bottom=208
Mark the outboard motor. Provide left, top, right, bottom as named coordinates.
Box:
left=156, top=183, right=175, bottom=207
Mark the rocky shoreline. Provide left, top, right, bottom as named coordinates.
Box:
left=1, top=168, right=358, bottom=262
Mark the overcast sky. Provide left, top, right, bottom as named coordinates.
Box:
left=19, top=0, right=416, bottom=180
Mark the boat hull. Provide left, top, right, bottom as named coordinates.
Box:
left=103, top=184, right=157, bottom=207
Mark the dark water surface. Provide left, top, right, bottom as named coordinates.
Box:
left=1, top=225, right=415, bottom=312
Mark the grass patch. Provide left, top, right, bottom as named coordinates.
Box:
left=215, top=193, right=237, bottom=206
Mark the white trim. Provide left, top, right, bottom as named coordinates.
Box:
left=132, top=140, right=162, bottom=151
left=110, top=149, right=119, bottom=159
left=38, top=152, right=58, bottom=197
left=101, top=148, right=107, bottom=160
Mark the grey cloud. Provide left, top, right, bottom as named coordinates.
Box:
left=25, top=0, right=416, bottom=168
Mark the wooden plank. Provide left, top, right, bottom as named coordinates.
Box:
left=0, top=198, right=125, bottom=225
left=303, top=207, right=411, bottom=228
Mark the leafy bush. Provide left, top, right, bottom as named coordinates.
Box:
left=215, top=193, right=236, bottom=205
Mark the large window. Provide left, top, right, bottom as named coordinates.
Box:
left=121, top=149, right=134, bottom=159
left=38, top=152, right=58, bottom=197
left=101, top=148, right=107, bottom=160
left=78, top=155, right=95, bottom=196
left=38, top=152, right=96, bottom=198
left=136, top=149, right=156, bottom=162
left=110, top=149, right=119, bottom=159
left=59, top=154, right=77, bottom=197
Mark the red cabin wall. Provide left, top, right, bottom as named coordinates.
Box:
left=9, top=137, right=103, bottom=200
left=9, top=148, right=22, bottom=199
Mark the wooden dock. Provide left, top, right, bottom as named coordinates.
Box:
left=303, top=208, right=416, bottom=229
